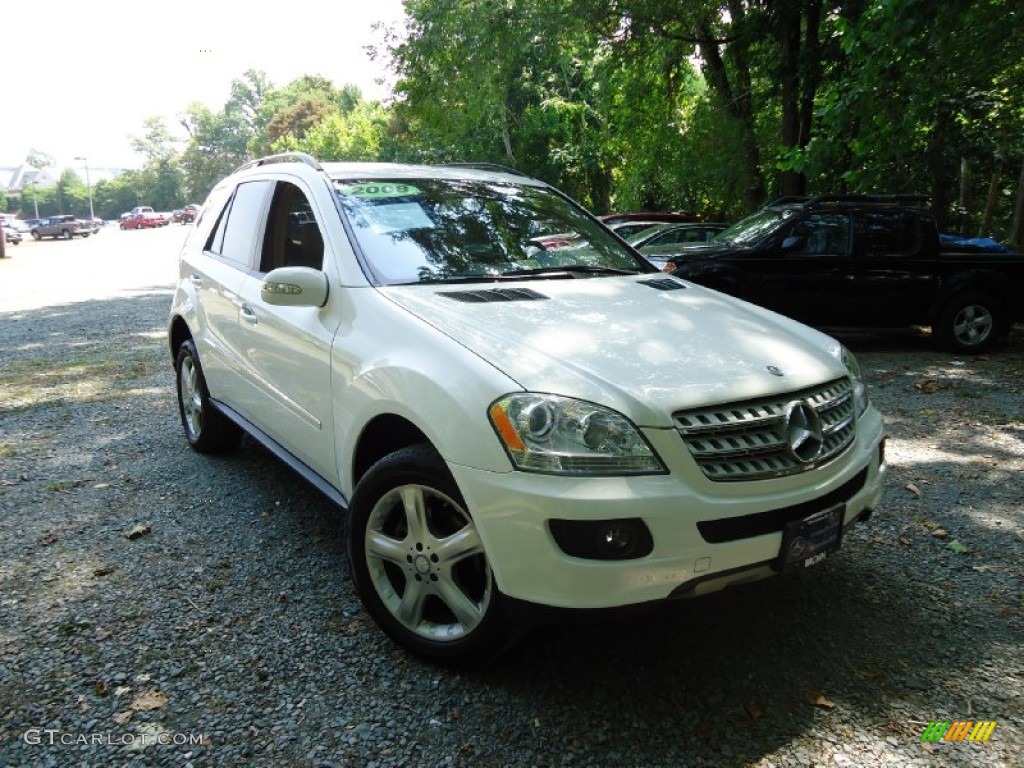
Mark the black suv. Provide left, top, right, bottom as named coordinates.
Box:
left=668, top=195, right=1024, bottom=353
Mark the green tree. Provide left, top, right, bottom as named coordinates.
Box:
left=55, top=169, right=88, bottom=216
left=271, top=101, right=389, bottom=160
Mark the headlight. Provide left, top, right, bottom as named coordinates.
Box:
left=488, top=394, right=666, bottom=475
left=836, top=345, right=869, bottom=416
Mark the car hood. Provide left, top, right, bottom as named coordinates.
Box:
left=378, top=276, right=846, bottom=427
left=650, top=241, right=741, bottom=261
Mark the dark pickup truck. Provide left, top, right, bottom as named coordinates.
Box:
left=668, top=195, right=1024, bottom=353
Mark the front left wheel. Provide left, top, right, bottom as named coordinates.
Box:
left=348, top=444, right=514, bottom=664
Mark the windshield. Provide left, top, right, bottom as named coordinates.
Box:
left=334, top=179, right=649, bottom=284
left=712, top=208, right=793, bottom=247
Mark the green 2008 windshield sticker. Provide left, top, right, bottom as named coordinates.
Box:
left=338, top=183, right=421, bottom=198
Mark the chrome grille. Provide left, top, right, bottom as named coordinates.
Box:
left=673, top=377, right=856, bottom=481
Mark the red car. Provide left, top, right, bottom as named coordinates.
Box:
left=120, top=212, right=169, bottom=229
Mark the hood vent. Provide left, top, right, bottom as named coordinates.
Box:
left=438, top=288, right=549, bottom=303
left=637, top=277, right=687, bottom=291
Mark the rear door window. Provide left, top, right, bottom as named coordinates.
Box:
left=205, top=181, right=272, bottom=269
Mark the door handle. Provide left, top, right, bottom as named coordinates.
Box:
left=189, top=274, right=202, bottom=286
left=240, top=305, right=258, bottom=324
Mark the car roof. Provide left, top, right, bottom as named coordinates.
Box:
left=320, top=162, right=548, bottom=187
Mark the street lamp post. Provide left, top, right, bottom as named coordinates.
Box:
left=74, top=156, right=95, bottom=223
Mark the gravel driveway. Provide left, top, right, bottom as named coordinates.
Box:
left=1, top=229, right=1021, bottom=767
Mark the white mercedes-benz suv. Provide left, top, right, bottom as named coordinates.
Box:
left=169, top=153, right=886, bottom=662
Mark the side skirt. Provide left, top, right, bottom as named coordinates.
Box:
left=211, top=398, right=349, bottom=512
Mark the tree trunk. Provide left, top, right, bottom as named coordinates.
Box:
left=1011, top=159, right=1024, bottom=252
left=777, top=0, right=804, bottom=197
left=927, top=108, right=951, bottom=231
left=959, top=156, right=971, bottom=235
left=979, top=158, right=1003, bottom=238
left=698, top=9, right=765, bottom=211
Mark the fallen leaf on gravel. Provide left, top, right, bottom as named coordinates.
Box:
left=114, top=686, right=131, bottom=698
left=946, top=539, right=969, bottom=555
left=94, top=680, right=109, bottom=697
left=92, top=483, right=110, bottom=489
left=905, top=483, right=922, bottom=498
left=972, top=564, right=999, bottom=573
left=131, top=690, right=168, bottom=711
left=931, top=528, right=949, bottom=539
left=914, top=378, right=942, bottom=393
left=804, top=690, right=836, bottom=710
left=113, top=711, right=132, bottom=725
left=124, top=524, right=151, bottom=540
left=93, top=566, right=114, bottom=577
left=897, top=536, right=910, bottom=546
left=744, top=699, right=765, bottom=720
left=39, top=533, right=58, bottom=546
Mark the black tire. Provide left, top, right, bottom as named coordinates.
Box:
left=935, top=292, right=1004, bottom=354
left=61, top=229, right=72, bottom=240
left=31, top=231, right=41, bottom=240
left=348, top=444, right=515, bottom=665
left=174, top=340, right=240, bottom=453
left=81, top=233, right=89, bottom=238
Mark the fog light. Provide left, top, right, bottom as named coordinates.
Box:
left=604, top=525, right=633, bottom=552
left=548, top=518, right=653, bottom=560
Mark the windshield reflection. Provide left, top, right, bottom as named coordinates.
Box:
left=334, top=179, right=648, bottom=284
left=712, top=209, right=790, bottom=247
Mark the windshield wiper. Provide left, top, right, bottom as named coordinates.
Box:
left=500, top=265, right=641, bottom=277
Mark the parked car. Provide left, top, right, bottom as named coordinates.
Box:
left=3, top=224, right=23, bottom=245
left=169, top=154, right=886, bottom=663
left=668, top=194, right=1024, bottom=353
left=120, top=212, right=169, bottom=229
left=630, top=223, right=730, bottom=268
left=600, top=211, right=701, bottom=226
left=10, top=220, right=32, bottom=236
left=30, top=215, right=91, bottom=240
left=180, top=204, right=201, bottom=224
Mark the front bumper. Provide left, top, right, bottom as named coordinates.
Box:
left=449, top=406, right=886, bottom=609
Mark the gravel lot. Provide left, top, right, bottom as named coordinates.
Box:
left=1, top=227, right=1021, bottom=767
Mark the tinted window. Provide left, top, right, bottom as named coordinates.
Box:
left=260, top=182, right=324, bottom=272
left=335, top=179, right=647, bottom=284
left=788, top=213, right=851, bottom=255
left=860, top=211, right=919, bottom=256
left=206, top=181, right=271, bottom=267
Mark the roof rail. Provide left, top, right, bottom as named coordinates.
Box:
left=764, top=196, right=811, bottom=207
left=762, top=193, right=930, bottom=210
left=438, top=162, right=531, bottom=178
left=234, top=152, right=323, bottom=174
left=806, top=194, right=930, bottom=205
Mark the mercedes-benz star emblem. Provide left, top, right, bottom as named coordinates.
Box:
left=784, top=400, right=825, bottom=463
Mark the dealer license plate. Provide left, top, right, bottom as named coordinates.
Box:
left=778, top=504, right=845, bottom=572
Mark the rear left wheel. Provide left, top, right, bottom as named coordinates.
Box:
left=175, top=340, right=240, bottom=453
left=349, top=444, right=514, bottom=664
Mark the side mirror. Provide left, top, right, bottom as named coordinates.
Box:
left=261, top=267, right=329, bottom=307
left=781, top=235, right=805, bottom=251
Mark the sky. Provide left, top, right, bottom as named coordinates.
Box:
left=1, top=0, right=408, bottom=173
